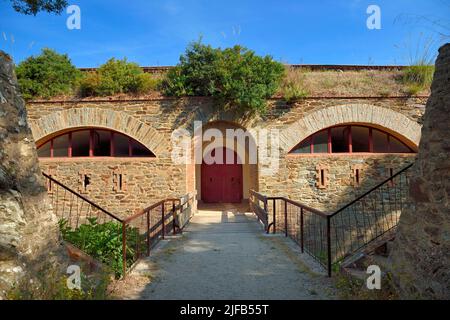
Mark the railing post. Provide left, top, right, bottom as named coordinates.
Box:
left=146, top=211, right=150, bottom=256
left=284, top=200, right=288, bottom=237
left=300, top=207, right=304, bottom=253
left=161, top=202, right=165, bottom=240
left=326, top=216, right=332, bottom=277
left=273, top=199, right=277, bottom=234
left=172, top=201, right=176, bottom=234
left=263, top=198, right=268, bottom=233
left=122, top=222, right=127, bottom=278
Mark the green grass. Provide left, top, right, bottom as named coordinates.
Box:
left=402, top=64, right=435, bottom=96
left=7, top=263, right=112, bottom=300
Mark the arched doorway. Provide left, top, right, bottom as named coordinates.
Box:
left=201, top=147, right=243, bottom=203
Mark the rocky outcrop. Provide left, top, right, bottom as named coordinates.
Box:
left=0, top=51, right=65, bottom=299
left=389, top=43, right=450, bottom=299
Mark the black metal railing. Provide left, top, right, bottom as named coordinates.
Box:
left=250, top=163, right=413, bottom=276
left=328, top=164, right=413, bottom=266
left=249, top=190, right=270, bottom=232
left=122, top=192, right=197, bottom=275
left=43, top=173, right=197, bottom=278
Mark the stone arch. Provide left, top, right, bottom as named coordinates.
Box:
left=190, top=120, right=258, bottom=201
left=280, top=104, right=422, bottom=153
left=29, top=107, right=166, bottom=156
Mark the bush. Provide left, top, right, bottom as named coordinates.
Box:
left=162, top=41, right=285, bottom=114
left=402, top=64, right=434, bottom=95
left=279, top=67, right=309, bottom=102
left=59, top=218, right=144, bottom=278
left=16, top=48, right=81, bottom=100
left=79, top=58, right=161, bottom=96
left=78, top=71, right=101, bottom=97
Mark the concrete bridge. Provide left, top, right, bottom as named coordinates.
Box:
left=120, top=203, right=337, bottom=300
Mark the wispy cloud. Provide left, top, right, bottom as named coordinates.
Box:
left=162, top=1, right=183, bottom=16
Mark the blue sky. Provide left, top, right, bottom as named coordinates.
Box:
left=0, top=0, right=448, bottom=67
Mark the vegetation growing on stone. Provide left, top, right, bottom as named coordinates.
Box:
left=402, top=64, right=435, bottom=95
left=279, top=67, right=310, bottom=102
left=78, top=58, right=161, bottom=97
left=15, top=46, right=433, bottom=102
left=16, top=48, right=81, bottom=100
left=162, top=41, right=285, bottom=113
left=7, top=263, right=112, bottom=300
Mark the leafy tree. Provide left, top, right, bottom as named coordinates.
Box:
left=16, top=48, right=81, bottom=100
left=162, top=41, right=285, bottom=114
left=78, top=58, right=160, bottom=96
left=9, top=0, right=67, bottom=15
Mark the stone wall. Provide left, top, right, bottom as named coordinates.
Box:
left=40, top=158, right=185, bottom=218
left=389, top=44, right=450, bottom=299
left=0, top=52, right=66, bottom=299
left=260, top=154, right=416, bottom=212
left=26, top=95, right=426, bottom=215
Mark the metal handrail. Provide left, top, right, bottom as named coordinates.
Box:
left=42, top=172, right=197, bottom=278
left=43, top=172, right=123, bottom=222
left=249, top=190, right=270, bottom=232
left=121, top=192, right=197, bottom=277
left=329, top=163, right=414, bottom=218
left=250, top=163, right=414, bottom=277
left=267, top=196, right=329, bottom=218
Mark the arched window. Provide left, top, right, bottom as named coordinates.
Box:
left=37, top=129, right=155, bottom=158
left=290, top=125, right=415, bottom=154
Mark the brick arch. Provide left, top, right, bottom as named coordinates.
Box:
left=29, top=107, right=166, bottom=156
left=280, top=104, right=422, bottom=153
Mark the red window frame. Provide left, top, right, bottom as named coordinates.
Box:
left=37, top=128, right=155, bottom=158
left=290, top=125, right=415, bottom=154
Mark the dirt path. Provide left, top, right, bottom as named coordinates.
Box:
left=118, top=204, right=337, bottom=300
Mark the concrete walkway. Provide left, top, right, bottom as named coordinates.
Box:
left=123, top=203, right=337, bottom=300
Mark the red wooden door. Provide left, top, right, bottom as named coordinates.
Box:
left=201, top=148, right=243, bottom=203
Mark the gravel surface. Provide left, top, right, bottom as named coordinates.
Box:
left=121, top=204, right=337, bottom=300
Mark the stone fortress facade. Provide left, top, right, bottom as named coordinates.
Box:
left=26, top=73, right=426, bottom=218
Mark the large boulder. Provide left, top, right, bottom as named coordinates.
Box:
left=0, top=51, right=65, bottom=298
left=389, top=43, right=450, bottom=299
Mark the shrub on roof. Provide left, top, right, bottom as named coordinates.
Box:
left=78, top=58, right=161, bottom=97
left=16, top=48, right=81, bottom=100
left=402, top=64, right=435, bottom=95
left=162, top=41, right=285, bottom=114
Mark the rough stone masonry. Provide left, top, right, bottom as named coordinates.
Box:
left=0, top=51, right=65, bottom=298
left=389, top=43, right=450, bottom=299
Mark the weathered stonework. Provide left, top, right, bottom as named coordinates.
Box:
left=26, top=92, right=425, bottom=216
left=279, top=103, right=422, bottom=153
left=260, top=154, right=416, bottom=212
left=389, top=44, right=450, bottom=299
left=40, top=158, right=185, bottom=218
left=0, top=52, right=66, bottom=299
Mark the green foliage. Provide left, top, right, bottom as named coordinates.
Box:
left=402, top=64, right=435, bottom=95
left=7, top=263, right=111, bottom=300
left=16, top=48, right=81, bottom=100
left=59, top=218, right=144, bottom=277
left=162, top=41, right=285, bottom=114
left=279, top=68, right=310, bottom=102
left=10, top=0, right=67, bottom=15
left=335, top=272, right=399, bottom=300
left=78, top=58, right=161, bottom=96
left=78, top=71, right=101, bottom=97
